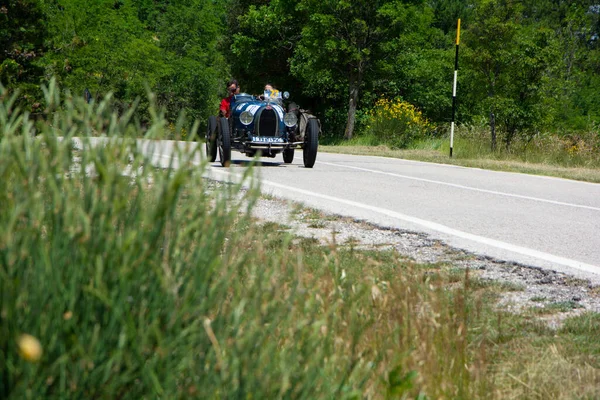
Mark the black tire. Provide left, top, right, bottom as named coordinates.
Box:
left=206, top=116, right=218, bottom=162
left=218, top=117, right=231, bottom=167
left=303, top=118, right=319, bottom=168
left=283, top=148, right=295, bottom=164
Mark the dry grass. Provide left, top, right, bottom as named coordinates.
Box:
left=492, top=342, right=600, bottom=399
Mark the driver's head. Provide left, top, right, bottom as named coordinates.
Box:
left=227, top=79, right=238, bottom=95
left=264, top=84, right=274, bottom=92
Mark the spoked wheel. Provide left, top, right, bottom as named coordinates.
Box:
left=283, top=148, right=295, bottom=164
left=206, top=116, right=217, bottom=162
left=218, top=117, right=231, bottom=167
left=303, top=118, right=319, bottom=168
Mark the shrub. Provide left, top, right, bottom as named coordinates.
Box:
left=363, top=98, right=432, bottom=149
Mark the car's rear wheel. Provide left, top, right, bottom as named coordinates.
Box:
left=303, top=118, right=319, bottom=168
left=283, top=148, right=294, bottom=164
left=218, top=117, right=231, bottom=167
left=206, top=116, right=217, bottom=162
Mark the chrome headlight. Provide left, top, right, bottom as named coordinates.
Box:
left=283, top=112, right=297, bottom=127
left=240, top=111, right=253, bottom=125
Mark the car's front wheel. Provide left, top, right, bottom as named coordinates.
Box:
left=218, top=117, right=231, bottom=167
left=206, top=116, right=218, bottom=162
left=303, top=118, right=319, bottom=168
left=283, top=148, right=294, bottom=164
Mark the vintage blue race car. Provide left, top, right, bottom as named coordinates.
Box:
left=205, top=90, right=319, bottom=168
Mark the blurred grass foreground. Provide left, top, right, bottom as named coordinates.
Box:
left=1, top=81, right=391, bottom=398
left=2, top=82, right=600, bottom=399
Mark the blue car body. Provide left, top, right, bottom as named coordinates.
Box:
left=227, top=91, right=301, bottom=157
left=206, top=89, right=319, bottom=167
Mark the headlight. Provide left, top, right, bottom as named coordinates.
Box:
left=240, top=111, right=253, bottom=125
left=283, top=112, right=297, bottom=127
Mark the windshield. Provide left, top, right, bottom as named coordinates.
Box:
left=233, top=93, right=254, bottom=105
left=262, top=90, right=282, bottom=104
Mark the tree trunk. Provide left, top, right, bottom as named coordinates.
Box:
left=344, top=76, right=360, bottom=140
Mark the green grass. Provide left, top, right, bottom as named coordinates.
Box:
left=297, top=206, right=335, bottom=229
left=530, top=301, right=584, bottom=315
left=530, top=296, right=548, bottom=303
left=2, top=83, right=600, bottom=399
left=322, top=127, right=600, bottom=183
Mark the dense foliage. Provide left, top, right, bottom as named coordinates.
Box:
left=1, top=0, right=599, bottom=145
left=1, top=0, right=228, bottom=122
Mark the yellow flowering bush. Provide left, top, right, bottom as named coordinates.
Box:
left=364, top=98, right=431, bottom=148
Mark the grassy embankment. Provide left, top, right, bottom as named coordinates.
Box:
left=322, top=127, right=600, bottom=183
left=2, top=85, right=599, bottom=398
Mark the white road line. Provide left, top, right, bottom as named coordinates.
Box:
left=317, top=161, right=600, bottom=211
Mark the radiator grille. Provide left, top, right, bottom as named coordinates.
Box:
left=258, top=109, right=278, bottom=137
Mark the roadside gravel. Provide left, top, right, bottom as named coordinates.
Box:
left=251, top=194, right=600, bottom=327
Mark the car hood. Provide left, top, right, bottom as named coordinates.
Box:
left=232, top=99, right=285, bottom=122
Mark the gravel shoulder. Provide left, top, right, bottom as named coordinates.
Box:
left=251, top=194, right=600, bottom=328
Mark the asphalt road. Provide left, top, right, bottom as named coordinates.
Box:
left=74, top=137, right=600, bottom=282
left=204, top=148, right=600, bottom=283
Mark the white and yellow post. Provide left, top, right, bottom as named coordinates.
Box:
left=450, top=19, right=461, bottom=157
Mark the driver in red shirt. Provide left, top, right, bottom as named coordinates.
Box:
left=219, top=79, right=239, bottom=118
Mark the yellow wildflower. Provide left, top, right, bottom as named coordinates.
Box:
left=18, top=334, right=43, bottom=362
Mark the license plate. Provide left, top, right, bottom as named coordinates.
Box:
left=251, top=136, right=284, bottom=143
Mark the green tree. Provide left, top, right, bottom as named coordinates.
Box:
left=291, top=0, right=426, bottom=140
left=229, top=0, right=303, bottom=95
left=428, top=0, right=474, bottom=34
left=371, top=5, right=453, bottom=124
left=228, top=0, right=454, bottom=138
left=530, top=1, right=600, bottom=130
left=41, top=0, right=169, bottom=113
left=0, top=0, right=48, bottom=110
left=464, top=0, right=554, bottom=147
left=36, top=0, right=227, bottom=123
left=152, top=0, right=228, bottom=122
